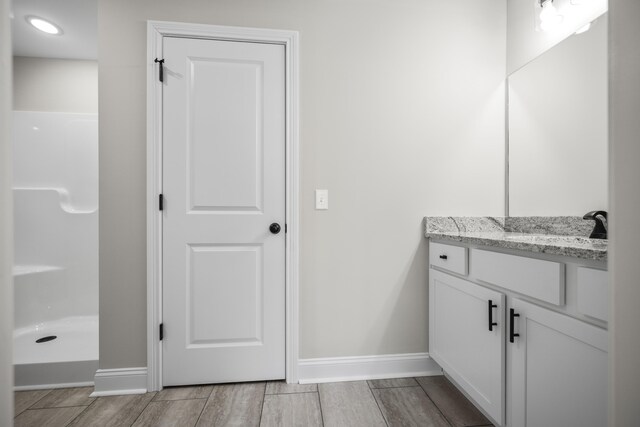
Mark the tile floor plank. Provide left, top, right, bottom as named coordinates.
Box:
left=14, top=406, right=87, bottom=427
left=260, top=393, right=322, bottom=427
left=196, top=382, right=265, bottom=427
left=31, top=387, right=95, bottom=409
left=318, top=381, right=386, bottom=427
left=14, top=389, right=52, bottom=417
left=373, top=386, right=450, bottom=427
left=67, top=392, right=156, bottom=427
left=153, top=385, right=213, bottom=401
left=265, top=382, right=318, bottom=395
left=417, top=376, right=490, bottom=427
left=367, top=378, right=418, bottom=389
left=12, top=377, right=492, bottom=426
left=132, top=399, right=206, bottom=427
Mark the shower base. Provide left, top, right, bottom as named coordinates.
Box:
left=14, top=315, right=98, bottom=390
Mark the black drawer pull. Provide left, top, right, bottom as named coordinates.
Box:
left=439, top=254, right=448, bottom=260
left=509, top=308, right=520, bottom=343
left=488, top=300, right=498, bottom=331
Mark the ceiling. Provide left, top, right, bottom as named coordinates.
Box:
left=11, top=0, right=97, bottom=60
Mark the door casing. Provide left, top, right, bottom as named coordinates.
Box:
left=146, top=20, right=300, bottom=392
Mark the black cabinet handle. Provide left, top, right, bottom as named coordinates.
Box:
left=488, top=300, right=498, bottom=331
left=509, top=308, right=520, bottom=343
left=439, top=254, right=448, bottom=260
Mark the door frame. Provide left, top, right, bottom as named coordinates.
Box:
left=146, top=20, right=300, bottom=392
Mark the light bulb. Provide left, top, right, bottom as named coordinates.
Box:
left=540, top=2, right=557, bottom=20
left=540, top=1, right=563, bottom=31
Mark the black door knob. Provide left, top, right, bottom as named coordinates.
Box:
left=269, top=223, right=281, bottom=234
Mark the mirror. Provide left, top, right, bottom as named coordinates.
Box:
left=508, top=15, right=607, bottom=216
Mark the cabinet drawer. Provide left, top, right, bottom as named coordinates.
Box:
left=577, top=267, right=608, bottom=322
left=429, top=242, right=468, bottom=275
left=471, top=249, right=565, bottom=305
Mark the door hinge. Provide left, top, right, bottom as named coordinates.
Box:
left=159, top=194, right=164, bottom=211
left=285, top=224, right=288, bottom=233
left=159, top=323, right=164, bottom=341
left=154, top=58, right=165, bottom=82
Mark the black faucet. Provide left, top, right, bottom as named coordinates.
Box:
left=583, top=210, right=608, bottom=239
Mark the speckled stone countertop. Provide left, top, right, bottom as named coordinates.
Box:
left=424, top=216, right=608, bottom=262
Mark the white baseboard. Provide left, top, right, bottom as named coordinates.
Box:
left=298, top=352, right=442, bottom=384
left=90, top=367, right=148, bottom=397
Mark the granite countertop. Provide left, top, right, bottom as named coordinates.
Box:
left=424, top=216, right=608, bottom=262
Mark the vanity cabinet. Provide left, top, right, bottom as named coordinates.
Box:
left=508, top=298, right=607, bottom=427
left=428, top=241, right=608, bottom=427
left=429, top=269, right=505, bottom=424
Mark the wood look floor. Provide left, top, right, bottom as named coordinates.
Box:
left=14, top=376, right=495, bottom=427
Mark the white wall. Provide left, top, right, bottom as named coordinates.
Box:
left=507, top=0, right=607, bottom=74
left=99, top=0, right=506, bottom=369
left=13, top=57, right=98, bottom=114
left=609, top=0, right=640, bottom=424
left=0, top=0, right=13, bottom=423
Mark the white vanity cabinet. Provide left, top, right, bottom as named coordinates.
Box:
left=507, top=298, right=608, bottom=427
left=428, top=241, right=608, bottom=427
left=429, top=269, right=505, bottom=425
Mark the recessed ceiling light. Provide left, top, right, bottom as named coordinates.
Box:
left=25, top=16, right=63, bottom=35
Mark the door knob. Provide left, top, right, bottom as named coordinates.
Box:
left=269, top=223, right=281, bottom=234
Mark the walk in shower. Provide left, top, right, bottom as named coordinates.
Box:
left=11, top=0, right=99, bottom=389
left=13, top=111, right=98, bottom=388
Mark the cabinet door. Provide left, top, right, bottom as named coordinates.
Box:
left=429, top=269, right=505, bottom=424
left=508, top=298, right=607, bottom=427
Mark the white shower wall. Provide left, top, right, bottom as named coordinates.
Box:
left=13, top=111, right=98, bottom=211
left=13, top=111, right=98, bottom=386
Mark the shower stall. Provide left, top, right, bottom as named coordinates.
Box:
left=13, top=111, right=98, bottom=389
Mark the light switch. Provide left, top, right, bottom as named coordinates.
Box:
left=315, top=189, right=328, bottom=210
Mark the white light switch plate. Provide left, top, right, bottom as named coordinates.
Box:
left=315, top=189, right=328, bottom=210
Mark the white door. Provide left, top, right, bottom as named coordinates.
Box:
left=429, top=269, right=505, bottom=425
left=162, top=37, right=286, bottom=386
left=507, top=298, right=608, bottom=427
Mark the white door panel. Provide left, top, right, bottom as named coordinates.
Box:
left=188, top=58, right=263, bottom=211
left=187, top=244, right=263, bottom=346
left=162, top=37, right=285, bottom=386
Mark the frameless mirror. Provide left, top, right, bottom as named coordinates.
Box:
left=508, top=15, right=607, bottom=216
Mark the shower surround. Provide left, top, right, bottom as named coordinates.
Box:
left=13, top=111, right=98, bottom=389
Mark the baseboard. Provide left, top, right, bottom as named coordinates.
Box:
left=298, top=352, right=442, bottom=384
left=90, top=367, right=148, bottom=397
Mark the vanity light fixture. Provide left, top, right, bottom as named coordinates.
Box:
left=539, top=0, right=563, bottom=32
left=25, top=16, right=63, bottom=35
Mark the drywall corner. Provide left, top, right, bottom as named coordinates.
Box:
left=0, top=0, right=13, bottom=423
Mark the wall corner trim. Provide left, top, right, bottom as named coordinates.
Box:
left=298, top=352, right=442, bottom=384
left=90, top=367, right=148, bottom=397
